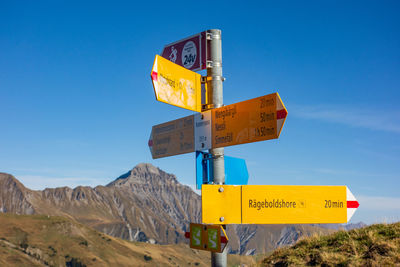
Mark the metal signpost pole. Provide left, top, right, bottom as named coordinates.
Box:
left=207, top=29, right=226, bottom=267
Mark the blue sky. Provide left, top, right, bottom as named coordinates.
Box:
left=1, top=1, right=399, bottom=224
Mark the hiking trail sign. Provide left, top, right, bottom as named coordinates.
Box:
left=148, top=92, right=287, bottom=159
left=202, top=185, right=359, bottom=224
left=211, top=92, right=287, bottom=148
left=151, top=55, right=202, bottom=112
left=150, top=30, right=360, bottom=264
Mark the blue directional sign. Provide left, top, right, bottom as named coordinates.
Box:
left=196, top=152, right=249, bottom=189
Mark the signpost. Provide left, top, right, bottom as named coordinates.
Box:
left=148, top=93, right=288, bottom=159
left=161, top=31, right=208, bottom=71
left=184, top=223, right=228, bottom=253
left=151, top=55, right=202, bottom=112
left=202, top=185, right=359, bottom=224
left=149, top=29, right=359, bottom=267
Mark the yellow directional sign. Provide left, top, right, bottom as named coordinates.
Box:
left=151, top=55, right=202, bottom=112
left=202, top=185, right=359, bottom=224
left=187, top=223, right=228, bottom=253
left=212, top=93, right=287, bottom=148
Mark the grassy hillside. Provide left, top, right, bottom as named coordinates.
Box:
left=260, top=222, right=400, bottom=266
left=0, top=213, right=255, bottom=266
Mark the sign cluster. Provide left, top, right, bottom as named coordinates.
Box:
left=148, top=93, right=287, bottom=159
left=149, top=30, right=359, bottom=254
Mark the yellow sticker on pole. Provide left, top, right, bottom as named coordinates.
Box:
left=188, top=223, right=226, bottom=253
left=151, top=55, right=202, bottom=112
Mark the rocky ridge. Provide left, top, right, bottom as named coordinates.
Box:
left=0, top=163, right=356, bottom=255
left=0, top=164, right=200, bottom=245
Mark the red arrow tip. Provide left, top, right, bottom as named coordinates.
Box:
left=184, top=232, right=190, bottom=239
left=347, top=200, right=359, bottom=208
left=277, top=109, right=287, bottom=120
left=151, top=71, right=158, bottom=81
left=221, top=236, right=228, bottom=243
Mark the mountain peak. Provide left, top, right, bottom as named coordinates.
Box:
left=0, top=173, right=28, bottom=193
left=106, top=163, right=179, bottom=187
left=0, top=173, right=35, bottom=214
left=134, top=163, right=161, bottom=175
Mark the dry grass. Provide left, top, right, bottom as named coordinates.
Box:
left=0, top=213, right=256, bottom=266
left=260, top=222, right=400, bottom=266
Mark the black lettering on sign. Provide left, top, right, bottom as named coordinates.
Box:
left=184, top=54, right=196, bottom=66
left=215, top=133, right=233, bottom=144
left=159, top=73, right=175, bottom=88
left=254, top=127, right=275, bottom=137
left=324, top=200, right=343, bottom=208
left=155, top=148, right=167, bottom=155
left=155, top=136, right=170, bottom=145
left=215, top=122, right=226, bottom=131
left=260, top=97, right=275, bottom=108
left=260, top=112, right=275, bottom=123
left=154, top=124, right=175, bottom=134
left=196, top=121, right=210, bottom=127
left=180, top=142, right=193, bottom=150
left=215, top=106, right=237, bottom=119
left=249, top=199, right=297, bottom=210
left=184, top=118, right=193, bottom=127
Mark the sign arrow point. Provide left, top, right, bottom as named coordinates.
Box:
left=346, top=187, right=359, bottom=222
left=151, top=71, right=158, bottom=81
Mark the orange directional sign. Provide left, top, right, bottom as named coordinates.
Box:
left=184, top=223, right=228, bottom=253
left=202, top=185, right=359, bottom=224
left=148, top=93, right=288, bottom=159
left=151, top=55, right=202, bottom=112
left=212, top=92, right=287, bottom=148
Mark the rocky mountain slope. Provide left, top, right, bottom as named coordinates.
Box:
left=0, top=213, right=255, bottom=266
left=0, top=164, right=200, bottom=245
left=0, top=163, right=340, bottom=255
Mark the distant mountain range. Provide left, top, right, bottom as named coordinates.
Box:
left=0, top=163, right=365, bottom=255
